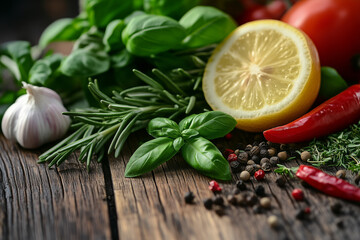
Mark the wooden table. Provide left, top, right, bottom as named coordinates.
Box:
left=0, top=131, right=359, bottom=240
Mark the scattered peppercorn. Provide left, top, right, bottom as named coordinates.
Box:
left=253, top=205, right=262, bottom=214
left=304, top=207, right=311, bottom=214
left=255, top=185, right=266, bottom=196
left=234, top=149, right=240, bottom=156
left=236, top=180, right=247, bottom=190
left=232, top=188, right=241, bottom=195
left=261, top=162, right=271, bottom=172
left=227, top=195, right=237, bottom=205
left=230, top=160, right=241, bottom=173
left=246, top=193, right=258, bottom=206
left=251, top=155, right=260, bottom=164
left=244, top=144, right=252, bottom=152
left=247, top=160, right=255, bottom=165
left=184, top=192, right=195, bottom=204
left=300, top=151, right=311, bottom=162
left=260, top=197, right=271, bottom=209
left=238, top=152, right=249, bottom=164
left=277, top=151, right=288, bottom=161
left=259, top=148, right=269, bottom=158
left=259, top=141, right=268, bottom=149
left=292, top=189, right=304, bottom=201
left=268, top=148, right=277, bottom=157
left=227, top=153, right=238, bottom=162
left=336, top=219, right=344, bottom=228
left=213, top=195, right=224, bottom=206
left=260, top=158, right=270, bottom=165
left=335, top=170, right=346, bottom=179
left=213, top=205, right=225, bottom=216
left=330, top=202, right=342, bottom=215
left=203, top=198, right=213, bottom=210
left=280, top=144, right=288, bottom=151
left=267, top=215, right=279, bottom=228
left=275, top=176, right=286, bottom=188
left=254, top=169, right=266, bottom=181
left=250, top=146, right=260, bottom=157
left=237, top=194, right=247, bottom=206
left=271, top=156, right=280, bottom=166
left=209, top=180, right=222, bottom=193
left=295, top=209, right=308, bottom=220
left=225, top=133, right=233, bottom=140
left=223, top=148, right=234, bottom=158
left=240, top=170, right=251, bottom=181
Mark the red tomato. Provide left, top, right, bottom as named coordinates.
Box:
left=282, top=0, right=360, bottom=83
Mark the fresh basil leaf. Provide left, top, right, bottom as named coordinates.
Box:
left=173, top=137, right=184, bottom=152
left=61, top=48, right=110, bottom=77
left=147, top=117, right=180, bottom=138
left=319, top=67, right=348, bottom=100
left=0, top=41, right=33, bottom=82
left=103, top=19, right=125, bottom=52
left=39, top=18, right=90, bottom=48
left=182, top=137, right=231, bottom=180
left=86, top=0, right=134, bottom=28
left=125, top=137, right=178, bottom=177
left=73, top=27, right=104, bottom=51
left=181, top=129, right=199, bottom=140
left=124, top=11, right=146, bottom=24
left=122, top=14, right=186, bottom=56
left=179, top=111, right=236, bottom=139
left=179, top=6, right=237, bottom=48
left=143, top=0, right=200, bottom=20
left=111, top=49, right=134, bottom=68
left=29, top=54, right=63, bottom=86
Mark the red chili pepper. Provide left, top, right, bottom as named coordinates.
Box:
left=296, top=165, right=360, bottom=202
left=264, top=85, right=360, bottom=143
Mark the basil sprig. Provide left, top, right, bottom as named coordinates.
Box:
left=125, top=111, right=236, bottom=180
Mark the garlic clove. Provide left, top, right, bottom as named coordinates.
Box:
left=1, top=83, right=71, bottom=149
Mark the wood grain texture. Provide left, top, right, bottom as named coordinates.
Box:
left=1, top=130, right=360, bottom=240
left=0, top=135, right=111, bottom=240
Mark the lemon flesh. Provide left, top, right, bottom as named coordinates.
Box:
left=203, top=20, right=320, bottom=132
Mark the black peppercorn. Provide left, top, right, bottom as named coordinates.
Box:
left=253, top=205, right=262, bottom=214
left=260, top=157, right=270, bottom=165
left=275, top=176, right=286, bottom=188
left=250, top=146, right=260, bottom=156
left=330, top=202, right=342, bottom=215
left=214, top=205, right=225, bottom=216
left=230, top=160, right=241, bottom=173
left=238, top=152, right=249, bottom=164
left=213, top=196, right=224, bottom=206
left=252, top=141, right=259, bottom=147
left=246, top=194, right=258, bottom=206
left=258, top=141, right=268, bottom=149
left=203, top=198, right=213, bottom=210
left=245, top=164, right=256, bottom=175
left=336, top=219, right=344, bottom=228
left=251, top=155, right=260, bottom=164
left=236, top=180, right=247, bottom=190
left=244, top=144, right=252, bottom=152
left=270, top=156, right=279, bottom=166
left=184, top=192, right=195, bottom=204
left=255, top=185, right=265, bottom=196
left=295, top=209, right=307, bottom=220
left=261, top=162, right=271, bottom=172
left=259, top=148, right=269, bottom=158
left=227, top=195, right=237, bottom=205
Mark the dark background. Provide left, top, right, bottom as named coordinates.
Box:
left=0, top=0, right=79, bottom=44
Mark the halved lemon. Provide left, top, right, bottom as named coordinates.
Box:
left=203, top=20, right=320, bottom=132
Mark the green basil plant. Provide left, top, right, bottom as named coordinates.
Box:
left=125, top=111, right=237, bottom=180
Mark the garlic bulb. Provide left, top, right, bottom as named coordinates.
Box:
left=1, top=83, right=71, bottom=149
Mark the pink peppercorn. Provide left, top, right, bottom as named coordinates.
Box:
left=209, top=180, right=222, bottom=192
left=225, top=133, right=233, bottom=140
left=292, top=188, right=304, bottom=201
left=227, top=153, right=238, bottom=162
left=254, top=169, right=265, bottom=181
left=224, top=148, right=234, bottom=158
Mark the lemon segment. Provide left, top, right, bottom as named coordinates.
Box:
left=203, top=20, right=320, bottom=132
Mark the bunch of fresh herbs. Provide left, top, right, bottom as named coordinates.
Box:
left=303, top=121, right=360, bottom=173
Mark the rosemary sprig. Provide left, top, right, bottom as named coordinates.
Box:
left=303, top=121, right=360, bottom=173
left=38, top=67, right=208, bottom=169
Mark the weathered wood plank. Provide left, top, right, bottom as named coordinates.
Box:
left=0, top=135, right=111, bottom=240
left=109, top=131, right=360, bottom=240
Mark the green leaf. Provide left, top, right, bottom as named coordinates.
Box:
left=179, top=6, right=237, bottom=48
left=182, top=137, right=231, bottom=180
left=181, top=129, right=199, bottom=140
left=103, top=19, right=125, bottom=52
left=61, top=48, right=110, bottom=77
left=179, top=111, right=236, bottom=139
left=143, top=0, right=201, bottom=20
left=122, top=14, right=186, bottom=56
left=110, top=49, right=134, bottom=68
left=39, top=18, right=90, bottom=48
left=173, top=137, right=184, bottom=151
left=29, top=53, right=63, bottom=86
left=125, top=137, right=178, bottom=177
left=147, top=117, right=180, bottom=138
left=0, top=41, right=33, bottom=82
left=319, top=66, right=348, bottom=100
left=86, top=0, right=134, bottom=28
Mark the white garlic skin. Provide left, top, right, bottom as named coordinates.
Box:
left=1, top=83, right=71, bottom=149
